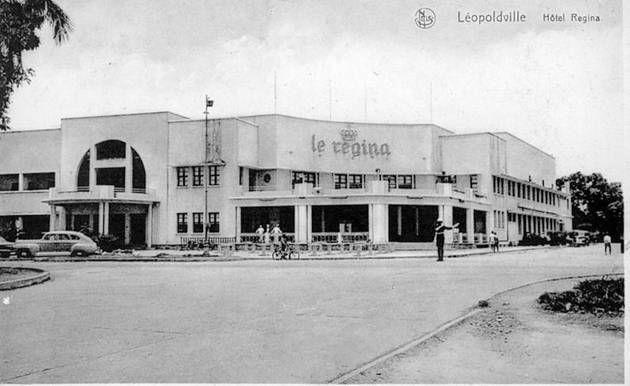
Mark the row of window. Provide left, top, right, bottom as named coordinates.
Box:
left=0, top=172, right=56, bottom=192
left=493, top=176, right=560, bottom=206
left=383, top=175, right=414, bottom=189
left=334, top=173, right=364, bottom=189
left=176, top=212, right=220, bottom=234
left=493, top=210, right=506, bottom=229
left=176, top=166, right=220, bottom=187
left=515, top=214, right=560, bottom=235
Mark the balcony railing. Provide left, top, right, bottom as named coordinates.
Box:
left=311, top=232, right=369, bottom=243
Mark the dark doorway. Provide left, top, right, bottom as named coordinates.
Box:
left=453, top=207, right=467, bottom=234
left=130, top=214, right=146, bottom=246
left=474, top=210, right=487, bottom=234
left=388, top=205, right=438, bottom=242
left=312, top=205, right=368, bottom=233
left=109, top=214, right=125, bottom=247
left=241, top=206, right=295, bottom=233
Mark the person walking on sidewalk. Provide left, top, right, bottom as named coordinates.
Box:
left=435, top=219, right=459, bottom=262
left=603, top=233, right=612, bottom=255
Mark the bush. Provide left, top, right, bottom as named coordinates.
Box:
left=538, top=277, right=624, bottom=315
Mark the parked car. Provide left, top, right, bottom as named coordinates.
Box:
left=14, top=231, right=99, bottom=258
left=0, top=236, right=14, bottom=258
left=569, top=230, right=591, bottom=247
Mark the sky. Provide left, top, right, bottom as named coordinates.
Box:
left=7, top=0, right=623, bottom=181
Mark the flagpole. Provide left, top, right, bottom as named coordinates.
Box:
left=204, top=95, right=209, bottom=243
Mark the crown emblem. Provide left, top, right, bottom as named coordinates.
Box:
left=340, top=128, right=358, bottom=142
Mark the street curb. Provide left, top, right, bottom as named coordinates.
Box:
left=328, top=271, right=624, bottom=384
left=0, top=267, right=50, bottom=291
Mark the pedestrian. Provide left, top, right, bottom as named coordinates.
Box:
left=490, top=230, right=499, bottom=252
left=264, top=224, right=270, bottom=244
left=255, top=224, right=264, bottom=243
left=435, top=219, right=459, bottom=262
left=603, top=233, right=612, bottom=255
left=271, top=224, right=282, bottom=244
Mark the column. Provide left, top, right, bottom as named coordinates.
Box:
left=98, top=202, right=104, bottom=234
left=49, top=204, right=56, bottom=231
left=57, top=207, right=66, bottom=230
left=103, top=202, right=110, bottom=235
left=485, top=210, right=493, bottom=242
left=18, top=173, right=24, bottom=191
left=466, top=208, right=474, bottom=244
left=125, top=143, right=133, bottom=192
left=294, top=204, right=308, bottom=243
left=89, top=145, right=97, bottom=189
left=396, top=205, right=402, bottom=236
left=306, top=205, right=312, bottom=243
left=443, top=204, right=453, bottom=243
left=146, top=204, right=153, bottom=248
left=368, top=204, right=374, bottom=241
left=124, top=213, right=131, bottom=245
left=371, top=203, right=388, bottom=243
left=235, top=206, right=241, bottom=242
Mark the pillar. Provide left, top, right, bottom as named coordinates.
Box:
left=443, top=204, right=453, bottom=243
left=371, top=203, right=388, bottom=244
left=49, top=204, right=56, bottom=231
left=18, top=173, right=24, bottom=191
left=368, top=204, right=374, bottom=241
left=294, top=204, right=308, bottom=243
left=235, top=206, right=241, bottom=242
left=97, top=202, right=104, bottom=234
left=125, top=143, right=133, bottom=192
left=466, top=208, right=474, bottom=244
left=57, top=207, right=66, bottom=230
left=486, top=210, right=493, bottom=241
left=146, top=204, right=153, bottom=248
left=103, top=202, right=110, bottom=235
left=396, top=205, right=402, bottom=236
left=306, top=205, right=312, bottom=243
left=124, top=213, right=131, bottom=245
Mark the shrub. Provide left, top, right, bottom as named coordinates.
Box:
left=538, top=277, right=624, bottom=315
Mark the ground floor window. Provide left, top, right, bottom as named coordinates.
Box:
left=208, top=212, right=220, bottom=232
left=192, top=212, right=203, bottom=233
left=177, top=213, right=188, bottom=233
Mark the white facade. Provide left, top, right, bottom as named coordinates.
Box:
left=0, top=112, right=572, bottom=247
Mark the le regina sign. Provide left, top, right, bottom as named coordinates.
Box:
left=311, top=128, right=392, bottom=160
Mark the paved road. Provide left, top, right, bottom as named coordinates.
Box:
left=0, top=246, right=623, bottom=383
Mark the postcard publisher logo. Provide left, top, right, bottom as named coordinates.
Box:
left=415, top=8, right=436, bottom=29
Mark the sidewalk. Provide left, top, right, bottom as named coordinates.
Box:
left=19, top=245, right=551, bottom=262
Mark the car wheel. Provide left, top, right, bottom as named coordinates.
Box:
left=17, top=249, right=32, bottom=259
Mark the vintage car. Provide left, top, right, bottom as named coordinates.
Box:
left=0, top=236, right=14, bottom=258
left=14, top=231, right=98, bottom=258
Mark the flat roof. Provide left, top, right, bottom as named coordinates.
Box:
left=61, top=111, right=190, bottom=121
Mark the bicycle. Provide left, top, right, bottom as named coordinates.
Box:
left=272, top=243, right=299, bottom=260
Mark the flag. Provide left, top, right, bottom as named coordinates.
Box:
left=206, top=98, right=214, bottom=107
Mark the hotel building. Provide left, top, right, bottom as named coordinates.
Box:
left=0, top=112, right=572, bottom=248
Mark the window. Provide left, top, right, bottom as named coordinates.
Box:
left=397, top=175, right=413, bottom=189
left=0, top=174, right=19, bottom=191
left=96, top=167, right=125, bottom=189
left=192, top=212, right=203, bottom=233
left=177, top=167, right=188, bottom=187
left=334, top=174, right=347, bottom=189
left=349, top=174, right=363, bottom=189
left=239, top=167, right=244, bottom=185
left=470, top=174, right=479, bottom=190
left=96, top=140, right=126, bottom=160
left=23, top=172, right=55, bottom=190
left=208, top=166, right=220, bottom=185
left=208, top=212, right=220, bottom=233
left=383, top=175, right=397, bottom=189
left=292, top=171, right=317, bottom=187
left=526, top=186, right=531, bottom=200
left=177, top=213, right=188, bottom=233
left=192, top=166, right=204, bottom=187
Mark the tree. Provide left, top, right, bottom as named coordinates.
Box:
left=556, top=172, right=624, bottom=241
left=0, top=0, right=71, bottom=131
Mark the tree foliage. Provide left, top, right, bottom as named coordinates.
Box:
left=556, top=172, right=624, bottom=240
left=0, top=0, right=71, bottom=131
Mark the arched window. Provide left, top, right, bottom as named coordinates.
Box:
left=131, top=147, right=146, bottom=190
left=77, top=150, right=90, bottom=189
left=96, top=140, right=126, bottom=159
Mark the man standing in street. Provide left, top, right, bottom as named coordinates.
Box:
left=435, top=219, right=459, bottom=262
left=603, top=233, right=612, bottom=255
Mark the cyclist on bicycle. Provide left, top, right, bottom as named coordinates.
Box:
left=279, top=234, right=290, bottom=259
